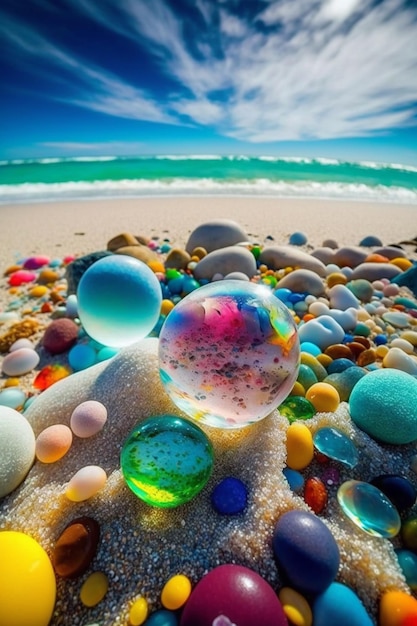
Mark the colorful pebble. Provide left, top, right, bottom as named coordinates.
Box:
left=303, top=477, right=328, bottom=514
left=313, top=582, right=373, bottom=625
left=278, top=587, right=312, bottom=626
left=313, top=427, right=359, bottom=468
left=379, top=590, right=417, bottom=626
left=65, top=465, right=107, bottom=501
left=161, top=574, right=192, bottom=610
left=70, top=400, right=108, bottom=438
left=80, top=571, right=108, bottom=607
left=35, top=424, right=73, bottom=463
left=305, top=382, right=340, bottom=412
left=211, top=477, right=248, bottom=515
left=2, top=347, right=40, bottom=376
left=286, top=422, right=314, bottom=470
left=52, top=516, right=100, bottom=578
left=129, top=597, right=149, bottom=626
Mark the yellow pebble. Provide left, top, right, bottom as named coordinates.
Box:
left=80, top=572, right=108, bottom=607
left=147, top=260, right=165, bottom=273
left=161, top=573, right=192, bottom=610
left=286, top=423, right=314, bottom=470
left=390, top=257, right=413, bottom=271
left=279, top=587, right=313, bottom=626
left=161, top=299, right=175, bottom=316
left=284, top=266, right=293, bottom=274
left=376, top=345, right=389, bottom=359
left=289, top=381, right=305, bottom=397
left=305, top=382, right=340, bottom=412
left=3, top=378, right=20, bottom=387
left=316, top=354, right=333, bottom=368
left=129, top=597, right=149, bottom=626
left=379, top=589, right=417, bottom=626
left=29, top=285, right=49, bottom=298
left=326, top=272, right=347, bottom=287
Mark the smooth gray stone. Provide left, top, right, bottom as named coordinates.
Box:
left=276, top=269, right=325, bottom=296
left=193, top=246, right=257, bottom=281
left=185, top=219, right=248, bottom=254
left=259, top=246, right=326, bottom=277
left=351, top=263, right=402, bottom=280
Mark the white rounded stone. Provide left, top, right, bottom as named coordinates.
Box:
left=0, top=407, right=36, bottom=498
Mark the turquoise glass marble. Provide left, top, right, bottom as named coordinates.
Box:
left=159, top=280, right=300, bottom=429
left=313, top=427, right=359, bottom=468
left=77, top=255, right=162, bottom=348
left=337, top=480, right=401, bottom=537
left=279, top=396, right=315, bottom=422
left=120, top=415, right=213, bottom=507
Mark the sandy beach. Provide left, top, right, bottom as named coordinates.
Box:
left=1, top=196, right=417, bottom=626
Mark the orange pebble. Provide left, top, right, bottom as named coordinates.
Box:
left=390, top=258, right=413, bottom=271
left=161, top=299, right=175, bottom=316
left=147, top=260, right=165, bottom=273
left=365, top=253, right=389, bottom=263
left=36, top=424, right=73, bottom=463
left=379, top=590, right=417, bottom=626
left=326, top=272, right=347, bottom=287
left=302, top=313, right=315, bottom=323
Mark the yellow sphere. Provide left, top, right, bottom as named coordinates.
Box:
left=0, top=531, right=56, bottom=626
left=305, top=382, right=340, bottom=412
left=129, top=597, right=149, bottom=626
left=161, top=574, right=192, bottom=610
left=80, top=572, right=108, bottom=607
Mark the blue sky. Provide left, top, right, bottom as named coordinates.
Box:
left=2, top=0, right=417, bottom=164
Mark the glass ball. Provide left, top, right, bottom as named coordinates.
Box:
left=159, top=280, right=300, bottom=429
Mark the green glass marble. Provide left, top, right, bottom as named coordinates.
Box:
left=278, top=396, right=316, bottom=423
left=120, top=415, right=214, bottom=508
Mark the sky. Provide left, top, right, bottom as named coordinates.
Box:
left=2, top=0, right=417, bottom=165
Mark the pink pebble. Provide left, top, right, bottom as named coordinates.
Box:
left=65, top=465, right=107, bottom=501
left=8, top=270, right=37, bottom=286
left=23, top=255, right=50, bottom=270
left=383, top=283, right=400, bottom=297
left=70, top=400, right=108, bottom=438
left=2, top=348, right=40, bottom=376
left=36, top=424, right=73, bottom=463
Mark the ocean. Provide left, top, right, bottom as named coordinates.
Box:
left=1, top=154, right=417, bottom=205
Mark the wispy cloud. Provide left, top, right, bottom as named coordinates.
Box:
left=2, top=0, right=417, bottom=143
left=40, top=141, right=145, bottom=155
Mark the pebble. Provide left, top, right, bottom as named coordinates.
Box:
left=395, top=549, right=417, bottom=590
left=305, top=382, right=340, bottom=412
left=0, top=386, right=26, bottom=409
left=278, top=587, right=312, bottom=626
left=304, top=477, right=328, bottom=514
left=70, top=400, right=108, bottom=438
left=65, top=250, right=113, bottom=295
left=0, top=406, right=36, bottom=498
left=328, top=284, right=359, bottom=310
left=193, top=246, right=257, bottom=281
left=180, top=564, right=288, bottom=626
left=65, top=465, right=107, bottom=502
left=35, top=424, right=73, bottom=463
left=211, top=477, right=248, bottom=515
left=165, top=248, right=191, bottom=270
left=8, top=269, right=37, bottom=286
left=379, top=590, right=417, bottom=626
left=278, top=395, right=316, bottom=422
left=115, top=244, right=159, bottom=264
left=298, top=316, right=345, bottom=350
left=349, top=368, right=417, bottom=444
left=107, top=232, right=147, bottom=250
left=259, top=246, right=326, bottom=276
left=161, top=574, right=192, bottom=610
left=80, top=571, right=108, bottom=607
left=300, top=354, right=327, bottom=381
left=283, top=468, right=304, bottom=492
left=346, top=279, right=374, bottom=302
left=185, top=219, right=249, bottom=254
left=392, top=263, right=417, bottom=297
left=313, top=427, right=359, bottom=468
left=286, top=422, right=314, bottom=470
left=9, top=337, right=35, bottom=351
left=374, top=245, right=407, bottom=260
left=2, top=347, right=40, bottom=376
left=272, top=510, right=340, bottom=594
left=370, top=474, right=416, bottom=513
left=297, top=364, right=318, bottom=391
left=401, top=515, right=417, bottom=550
left=359, top=235, right=383, bottom=246
left=350, top=262, right=402, bottom=280
left=337, top=480, right=401, bottom=537
left=324, top=366, right=367, bottom=401
left=311, top=247, right=336, bottom=265
left=129, top=597, right=149, bottom=626
left=289, top=232, right=308, bottom=246
left=68, top=343, right=97, bottom=371
left=313, top=582, right=373, bottom=626
left=276, top=269, right=325, bottom=296
left=382, top=311, right=411, bottom=328
left=23, top=255, right=51, bottom=269
left=147, top=609, right=178, bottom=625
left=333, top=247, right=367, bottom=267
left=42, top=318, right=79, bottom=354
left=0, top=531, right=56, bottom=626
left=52, top=516, right=100, bottom=578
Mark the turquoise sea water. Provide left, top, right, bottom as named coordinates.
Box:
left=1, top=155, right=417, bottom=204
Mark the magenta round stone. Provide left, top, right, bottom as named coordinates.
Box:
left=180, top=564, right=287, bottom=626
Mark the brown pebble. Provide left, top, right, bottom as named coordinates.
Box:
left=52, top=516, right=100, bottom=578
left=114, top=245, right=158, bottom=264
left=190, top=247, right=207, bottom=260
left=107, top=232, right=140, bottom=251
left=324, top=344, right=354, bottom=360
left=356, top=348, right=376, bottom=367
left=353, top=336, right=371, bottom=348
left=37, top=268, right=60, bottom=284
left=165, top=248, right=191, bottom=270
left=346, top=341, right=366, bottom=358
left=326, top=272, right=347, bottom=288
left=43, top=318, right=79, bottom=354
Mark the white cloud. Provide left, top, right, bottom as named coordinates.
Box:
left=40, top=141, right=144, bottom=155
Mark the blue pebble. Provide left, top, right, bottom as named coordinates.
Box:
left=289, top=232, right=308, bottom=246
left=283, top=468, right=304, bottom=492
left=395, top=549, right=417, bottom=590
left=272, top=510, right=340, bottom=594
left=288, top=292, right=305, bottom=304
left=167, top=276, right=184, bottom=295
left=313, top=582, right=373, bottom=625
left=300, top=342, right=322, bottom=357
left=343, top=333, right=354, bottom=343
left=211, top=477, right=248, bottom=515
left=327, top=358, right=355, bottom=375
left=160, top=243, right=172, bottom=253
left=68, top=343, right=97, bottom=371
left=182, top=275, right=200, bottom=294
left=313, top=427, right=359, bottom=468
left=274, top=288, right=292, bottom=303
left=370, top=474, right=416, bottom=513
left=144, top=609, right=178, bottom=626
left=374, top=334, right=387, bottom=345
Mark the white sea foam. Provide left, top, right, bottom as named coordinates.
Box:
left=1, top=177, right=416, bottom=204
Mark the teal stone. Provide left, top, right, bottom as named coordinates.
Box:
left=120, top=415, right=214, bottom=508
left=324, top=366, right=367, bottom=401
left=297, top=364, right=318, bottom=391
left=395, top=549, right=417, bottom=590
left=337, top=480, right=401, bottom=537
left=353, top=322, right=371, bottom=337
left=313, top=427, right=359, bottom=468
left=313, top=582, right=373, bottom=626
left=346, top=279, right=374, bottom=303
left=282, top=467, right=304, bottom=492
left=349, top=369, right=417, bottom=444
left=0, top=388, right=26, bottom=410
left=77, top=255, right=162, bottom=348
left=394, top=296, right=417, bottom=310
left=278, top=396, right=316, bottom=422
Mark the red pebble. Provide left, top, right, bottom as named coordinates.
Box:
left=8, top=270, right=37, bottom=286
left=43, top=318, right=79, bottom=354
left=23, top=255, right=50, bottom=270
left=304, top=477, right=328, bottom=514
left=34, top=364, right=71, bottom=390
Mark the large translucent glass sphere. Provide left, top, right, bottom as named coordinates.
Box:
left=159, top=280, right=300, bottom=429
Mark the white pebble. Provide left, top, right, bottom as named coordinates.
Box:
left=65, top=465, right=107, bottom=502
left=9, top=338, right=35, bottom=352
left=2, top=348, right=40, bottom=376
left=390, top=338, right=414, bottom=354
left=70, top=400, right=108, bottom=438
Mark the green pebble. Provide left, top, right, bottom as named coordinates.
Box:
left=297, top=364, right=318, bottom=391
left=353, top=322, right=371, bottom=337
left=279, top=396, right=316, bottom=422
